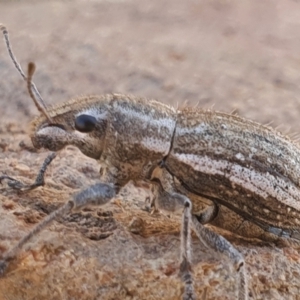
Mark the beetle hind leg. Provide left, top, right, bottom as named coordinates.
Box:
left=191, top=215, right=248, bottom=300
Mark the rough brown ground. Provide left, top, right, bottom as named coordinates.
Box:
left=1, top=1, right=300, bottom=299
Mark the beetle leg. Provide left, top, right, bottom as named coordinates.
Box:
left=191, top=215, right=248, bottom=300
left=151, top=179, right=195, bottom=300
left=0, top=152, right=56, bottom=191
left=0, top=182, right=118, bottom=275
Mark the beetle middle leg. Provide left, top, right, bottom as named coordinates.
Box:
left=150, top=178, right=195, bottom=300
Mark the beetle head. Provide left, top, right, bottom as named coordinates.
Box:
left=30, top=95, right=111, bottom=159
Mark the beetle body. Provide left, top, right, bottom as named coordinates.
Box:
left=31, top=93, right=300, bottom=242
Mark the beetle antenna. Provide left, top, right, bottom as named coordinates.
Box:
left=0, top=24, right=52, bottom=122
left=27, top=62, right=53, bottom=122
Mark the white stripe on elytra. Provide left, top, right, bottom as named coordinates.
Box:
left=176, top=123, right=209, bottom=136
left=140, top=137, right=171, bottom=155
left=174, top=153, right=300, bottom=211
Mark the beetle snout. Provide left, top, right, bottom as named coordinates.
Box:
left=31, top=125, right=69, bottom=151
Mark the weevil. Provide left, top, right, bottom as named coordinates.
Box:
left=1, top=25, right=300, bottom=300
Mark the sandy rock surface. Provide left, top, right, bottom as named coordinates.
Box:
left=1, top=1, right=300, bottom=299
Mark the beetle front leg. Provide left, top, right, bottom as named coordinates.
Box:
left=0, top=182, right=118, bottom=276
left=0, top=152, right=56, bottom=191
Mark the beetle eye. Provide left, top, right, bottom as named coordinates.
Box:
left=75, top=114, right=97, bottom=132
